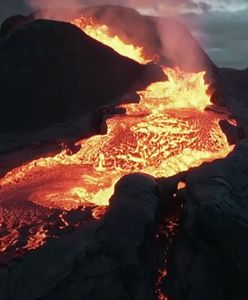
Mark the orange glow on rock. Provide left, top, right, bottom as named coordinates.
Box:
left=156, top=269, right=168, bottom=300
left=177, top=181, right=186, bottom=190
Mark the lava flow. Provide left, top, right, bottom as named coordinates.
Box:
left=71, top=16, right=156, bottom=64
left=0, top=16, right=234, bottom=262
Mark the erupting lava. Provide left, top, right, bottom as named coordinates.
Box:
left=0, top=16, right=234, bottom=266
left=71, top=16, right=156, bottom=64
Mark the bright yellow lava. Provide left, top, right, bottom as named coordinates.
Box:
left=71, top=16, right=156, bottom=64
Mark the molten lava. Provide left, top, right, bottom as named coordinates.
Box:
left=71, top=16, right=156, bottom=64
left=0, top=17, right=234, bottom=265
left=0, top=66, right=233, bottom=254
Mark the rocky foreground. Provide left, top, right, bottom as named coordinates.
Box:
left=0, top=140, right=248, bottom=299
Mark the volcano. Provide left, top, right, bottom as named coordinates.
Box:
left=0, top=5, right=248, bottom=300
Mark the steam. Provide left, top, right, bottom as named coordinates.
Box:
left=157, top=17, right=207, bottom=73
left=25, top=0, right=84, bottom=20
left=25, top=0, right=208, bottom=72
left=25, top=0, right=198, bottom=19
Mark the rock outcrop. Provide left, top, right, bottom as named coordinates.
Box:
left=165, top=140, right=248, bottom=300
left=0, top=173, right=164, bottom=300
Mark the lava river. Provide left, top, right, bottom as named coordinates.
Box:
left=0, top=16, right=234, bottom=264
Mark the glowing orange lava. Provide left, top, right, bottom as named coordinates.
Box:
left=0, top=19, right=234, bottom=258
left=0, top=67, right=233, bottom=211
left=71, top=16, right=156, bottom=64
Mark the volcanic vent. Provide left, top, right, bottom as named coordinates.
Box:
left=0, top=10, right=241, bottom=300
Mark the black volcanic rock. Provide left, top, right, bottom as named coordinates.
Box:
left=220, top=68, right=248, bottom=101
left=165, top=141, right=248, bottom=300
left=0, top=14, right=34, bottom=37
left=0, top=19, right=160, bottom=134
left=0, top=173, right=163, bottom=300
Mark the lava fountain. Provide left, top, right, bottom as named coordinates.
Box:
left=0, top=16, right=234, bottom=260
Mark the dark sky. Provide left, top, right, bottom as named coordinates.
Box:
left=0, top=0, right=247, bottom=69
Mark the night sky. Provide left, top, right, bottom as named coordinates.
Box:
left=0, top=0, right=247, bottom=69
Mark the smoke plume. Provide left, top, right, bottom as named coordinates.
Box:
left=25, top=0, right=207, bottom=72
left=25, top=0, right=202, bottom=18
left=25, top=0, right=84, bottom=20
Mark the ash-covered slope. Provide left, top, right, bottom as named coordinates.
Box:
left=0, top=18, right=162, bottom=134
